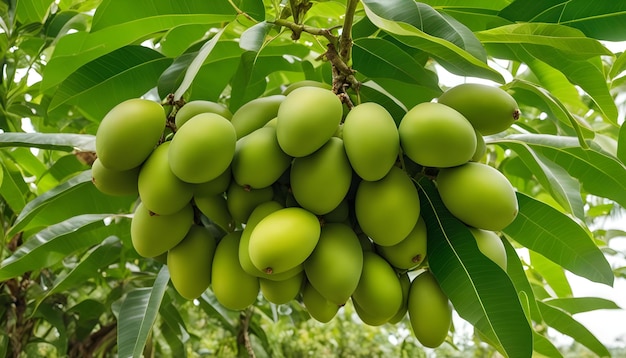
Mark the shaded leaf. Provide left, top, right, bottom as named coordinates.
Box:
left=537, top=301, right=610, bottom=357
left=0, top=159, right=30, bottom=212
left=503, top=192, right=613, bottom=286
left=362, top=0, right=504, bottom=83
left=198, top=291, right=238, bottom=335
left=416, top=177, right=533, bottom=358
left=49, top=46, right=173, bottom=121
left=502, top=238, right=543, bottom=323
left=16, top=0, right=54, bottom=24
left=240, top=21, right=274, bottom=52
left=530, top=251, right=573, bottom=298
left=0, top=132, right=96, bottom=152
left=117, top=266, right=170, bottom=358
left=0, top=214, right=129, bottom=281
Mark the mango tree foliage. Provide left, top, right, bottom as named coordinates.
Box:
left=0, top=0, right=625, bottom=357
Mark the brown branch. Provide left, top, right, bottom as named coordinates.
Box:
left=237, top=308, right=256, bottom=358
left=272, top=18, right=338, bottom=43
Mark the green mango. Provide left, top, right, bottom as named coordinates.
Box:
left=130, top=202, right=194, bottom=258
left=168, top=225, right=217, bottom=300
left=304, top=223, right=363, bottom=305
left=175, top=100, right=232, bottom=128
left=399, top=102, right=476, bottom=168
left=168, top=113, right=236, bottom=183
left=290, top=137, right=352, bottom=215
left=260, top=271, right=305, bottom=305
left=388, top=272, right=411, bottom=324
left=376, top=216, right=427, bottom=270
left=472, top=129, right=486, bottom=162
left=249, top=207, right=321, bottom=275
left=91, top=158, right=139, bottom=197
left=193, top=167, right=231, bottom=197
left=238, top=201, right=303, bottom=281
left=355, top=166, right=420, bottom=246
left=231, top=95, right=285, bottom=139
left=193, top=194, right=235, bottom=233
left=138, top=142, right=193, bottom=215
left=226, top=182, right=274, bottom=224
left=282, top=80, right=331, bottom=95
left=96, top=98, right=165, bottom=171
left=351, top=252, right=403, bottom=324
left=321, top=198, right=349, bottom=224
left=231, top=126, right=292, bottom=189
left=437, top=83, right=520, bottom=135
left=301, top=281, right=339, bottom=323
left=211, top=231, right=260, bottom=310
left=352, top=298, right=388, bottom=326
left=342, top=102, right=400, bottom=181
left=408, top=271, right=452, bottom=348
left=276, top=87, right=342, bottom=157
left=469, top=227, right=507, bottom=271
left=437, top=162, right=518, bottom=231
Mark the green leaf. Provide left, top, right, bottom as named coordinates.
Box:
left=117, top=265, right=170, bottom=358
left=352, top=37, right=440, bottom=88
left=503, top=192, right=614, bottom=286
left=544, top=297, right=622, bottom=315
left=494, top=139, right=585, bottom=221
left=416, top=177, right=533, bottom=358
left=362, top=0, right=504, bottom=83
left=476, top=23, right=612, bottom=59
left=158, top=24, right=213, bottom=58
left=428, top=7, right=513, bottom=32
left=240, top=21, right=275, bottom=53
left=16, top=0, right=54, bottom=24
left=537, top=301, right=610, bottom=357
left=618, top=122, right=626, bottom=164
left=507, top=134, right=626, bottom=209
left=532, top=331, right=564, bottom=358
left=49, top=46, right=173, bottom=121
left=499, top=0, right=626, bottom=41
left=42, top=11, right=235, bottom=92
left=358, top=81, right=408, bottom=125
left=41, top=236, right=122, bottom=299
left=530, top=251, right=573, bottom=298
left=609, top=51, right=626, bottom=81
left=0, top=214, right=129, bottom=281
left=7, top=170, right=133, bottom=237
left=502, top=238, right=543, bottom=322
left=173, top=29, right=224, bottom=100
left=0, top=158, right=30, bottom=212
left=0, top=132, right=96, bottom=152
left=197, top=291, right=238, bottom=335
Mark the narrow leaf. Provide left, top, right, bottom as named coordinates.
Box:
left=530, top=251, right=573, bottom=298
left=502, top=237, right=543, bottom=323
left=240, top=21, right=274, bottom=52
left=0, top=214, right=128, bottom=281
left=198, top=291, right=238, bottom=335
left=0, top=132, right=96, bottom=152
left=543, top=297, right=622, bottom=315
left=618, top=122, right=626, bottom=164
left=0, top=160, right=29, bottom=212
left=173, top=28, right=225, bottom=100
left=416, top=177, right=532, bottom=358
left=532, top=331, right=564, bottom=358
left=503, top=192, right=614, bottom=286
left=494, top=139, right=585, bottom=220
left=538, top=301, right=610, bottom=357
left=117, top=266, right=170, bottom=358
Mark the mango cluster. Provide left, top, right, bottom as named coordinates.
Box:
left=92, top=82, right=520, bottom=349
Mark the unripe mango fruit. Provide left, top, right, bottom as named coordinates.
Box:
left=130, top=202, right=193, bottom=258
left=304, top=223, right=363, bottom=305
left=193, top=168, right=231, bottom=197
left=290, top=137, right=352, bottom=215
left=96, top=98, right=165, bottom=171
left=231, top=95, right=285, bottom=138
left=175, top=100, right=232, bottom=128
left=469, top=227, right=507, bottom=271
left=352, top=252, right=403, bottom=324
left=276, top=87, right=343, bottom=157
left=260, top=271, right=305, bottom=304
left=239, top=201, right=304, bottom=281
left=388, top=272, right=411, bottom=324
left=282, top=80, right=331, bottom=95
left=301, top=281, right=339, bottom=323
left=91, top=158, right=139, bottom=196
left=226, top=182, right=274, bottom=224
left=231, top=126, right=291, bottom=189
left=399, top=102, right=476, bottom=168
left=437, top=83, right=520, bottom=135
left=249, top=207, right=321, bottom=275
left=355, top=166, right=420, bottom=246
left=408, top=270, right=452, bottom=348
left=193, top=194, right=235, bottom=233
left=342, top=102, right=400, bottom=181
left=376, top=216, right=427, bottom=270
left=168, top=225, right=216, bottom=300
left=138, top=142, right=193, bottom=215
left=437, top=162, right=518, bottom=231
left=168, top=113, right=236, bottom=183
left=211, top=231, right=260, bottom=310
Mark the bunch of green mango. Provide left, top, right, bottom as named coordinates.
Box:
left=91, top=81, right=519, bottom=349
